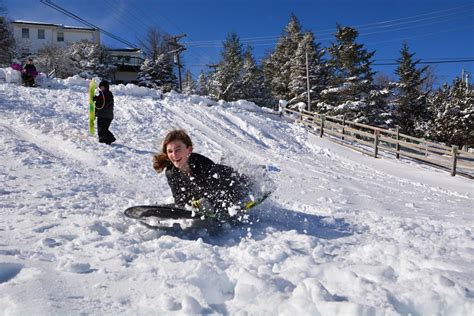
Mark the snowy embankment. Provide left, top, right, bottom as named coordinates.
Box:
left=0, top=75, right=473, bottom=315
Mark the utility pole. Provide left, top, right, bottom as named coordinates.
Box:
left=168, top=34, right=187, bottom=92
left=305, top=51, right=311, bottom=112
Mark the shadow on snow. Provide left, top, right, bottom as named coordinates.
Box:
left=138, top=203, right=354, bottom=246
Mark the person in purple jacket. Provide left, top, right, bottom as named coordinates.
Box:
left=21, top=58, right=37, bottom=87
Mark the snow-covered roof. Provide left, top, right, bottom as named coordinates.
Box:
left=11, top=20, right=97, bottom=31
left=107, top=48, right=141, bottom=52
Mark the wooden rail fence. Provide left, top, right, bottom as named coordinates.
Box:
left=283, top=107, right=474, bottom=178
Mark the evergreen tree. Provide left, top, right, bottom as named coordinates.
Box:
left=288, top=32, right=327, bottom=109
left=241, top=46, right=269, bottom=105
left=366, top=84, right=394, bottom=127
left=68, top=40, right=116, bottom=79
left=262, top=14, right=303, bottom=101
left=182, top=70, right=197, bottom=95
left=372, top=72, right=398, bottom=127
left=208, top=32, right=244, bottom=101
left=321, top=25, right=376, bottom=121
left=426, top=82, right=449, bottom=141
left=393, top=42, right=428, bottom=136
left=0, top=10, right=15, bottom=66
left=426, top=78, right=474, bottom=148
left=137, top=28, right=177, bottom=91
left=197, top=71, right=208, bottom=96
left=138, top=53, right=176, bottom=91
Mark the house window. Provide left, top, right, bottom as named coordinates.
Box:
left=22, top=28, right=29, bottom=39
left=38, top=29, right=45, bottom=39
left=57, top=32, right=64, bottom=42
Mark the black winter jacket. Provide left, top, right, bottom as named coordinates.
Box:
left=23, top=63, right=37, bottom=75
left=93, top=90, right=114, bottom=119
left=165, top=153, right=250, bottom=210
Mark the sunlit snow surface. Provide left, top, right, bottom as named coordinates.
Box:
left=0, top=71, right=473, bottom=315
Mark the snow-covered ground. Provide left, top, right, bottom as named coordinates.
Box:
left=0, top=73, right=473, bottom=315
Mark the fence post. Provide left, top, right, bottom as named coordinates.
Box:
left=341, top=115, right=346, bottom=140
left=396, top=127, right=400, bottom=159
left=374, top=130, right=379, bottom=158
left=424, top=140, right=428, bottom=157
left=320, top=115, right=325, bottom=137
left=451, top=145, right=458, bottom=176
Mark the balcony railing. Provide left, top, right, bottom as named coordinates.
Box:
left=110, top=55, right=144, bottom=66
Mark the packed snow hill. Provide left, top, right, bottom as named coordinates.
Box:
left=0, top=70, right=473, bottom=315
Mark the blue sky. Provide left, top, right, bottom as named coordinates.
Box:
left=3, top=0, right=474, bottom=85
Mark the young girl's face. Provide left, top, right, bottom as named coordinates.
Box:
left=166, top=139, right=192, bottom=170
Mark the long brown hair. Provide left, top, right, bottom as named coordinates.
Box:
left=153, top=129, right=193, bottom=173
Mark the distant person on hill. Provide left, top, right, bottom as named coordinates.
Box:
left=93, top=80, right=116, bottom=145
left=22, top=58, right=37, bottom=87
left=152, top=129, right=252, bottom=220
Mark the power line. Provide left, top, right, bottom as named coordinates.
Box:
left=101, top=1, right=207, bottom=80
left=102, top=0, right=148, bottom=36
left=351, top=14, right=474, bottom=38
left=377, top=57, right=474, bottom=61
left=187, top=15, right=473, bottom=48
left=40, top=0, right=138, bottom=48
left=184, top=58, right=474, bottom=67
left=124, top=1, right=212, bottom=70
left=365, top=24, right=474, bottom=45
left=335, top=3, right=474, bottom=32
left=184, top=4, right=474, bottom=47
left=187, top=12, right=473, bottom=48
left=373, top=59, right=474, bottom=66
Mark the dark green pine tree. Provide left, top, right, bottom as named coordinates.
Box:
left=288, top=32, right=327, bottom=110
left=241, top=46, right=270, bottom=105
left=426, top=78, right=474, bottom=147
left=322, top=25, right=376, bottom=121
left=208, top=32, right=244, bottom=101
left=425, top=82, right=449, bottom=142
left=137, top=53, right=176, bottom=91
left=262, top=14, right=303, bottom=101
left=0, top=15, right=15, bottom=66
left=197, top=71, right=208, bottom=96
left=393, top=42, right=428, bottom=136
left=137, top=28, right=177, bottom=91
left=365, top=83, right=394, bottom=127
left=182, top=70, right=197, bottom=95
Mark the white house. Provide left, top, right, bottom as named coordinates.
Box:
left=11, top=20, right=143, bottom=83
left=11, top=20, right=100, bottom=55
left=108, top=48, right=143, bottom=84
